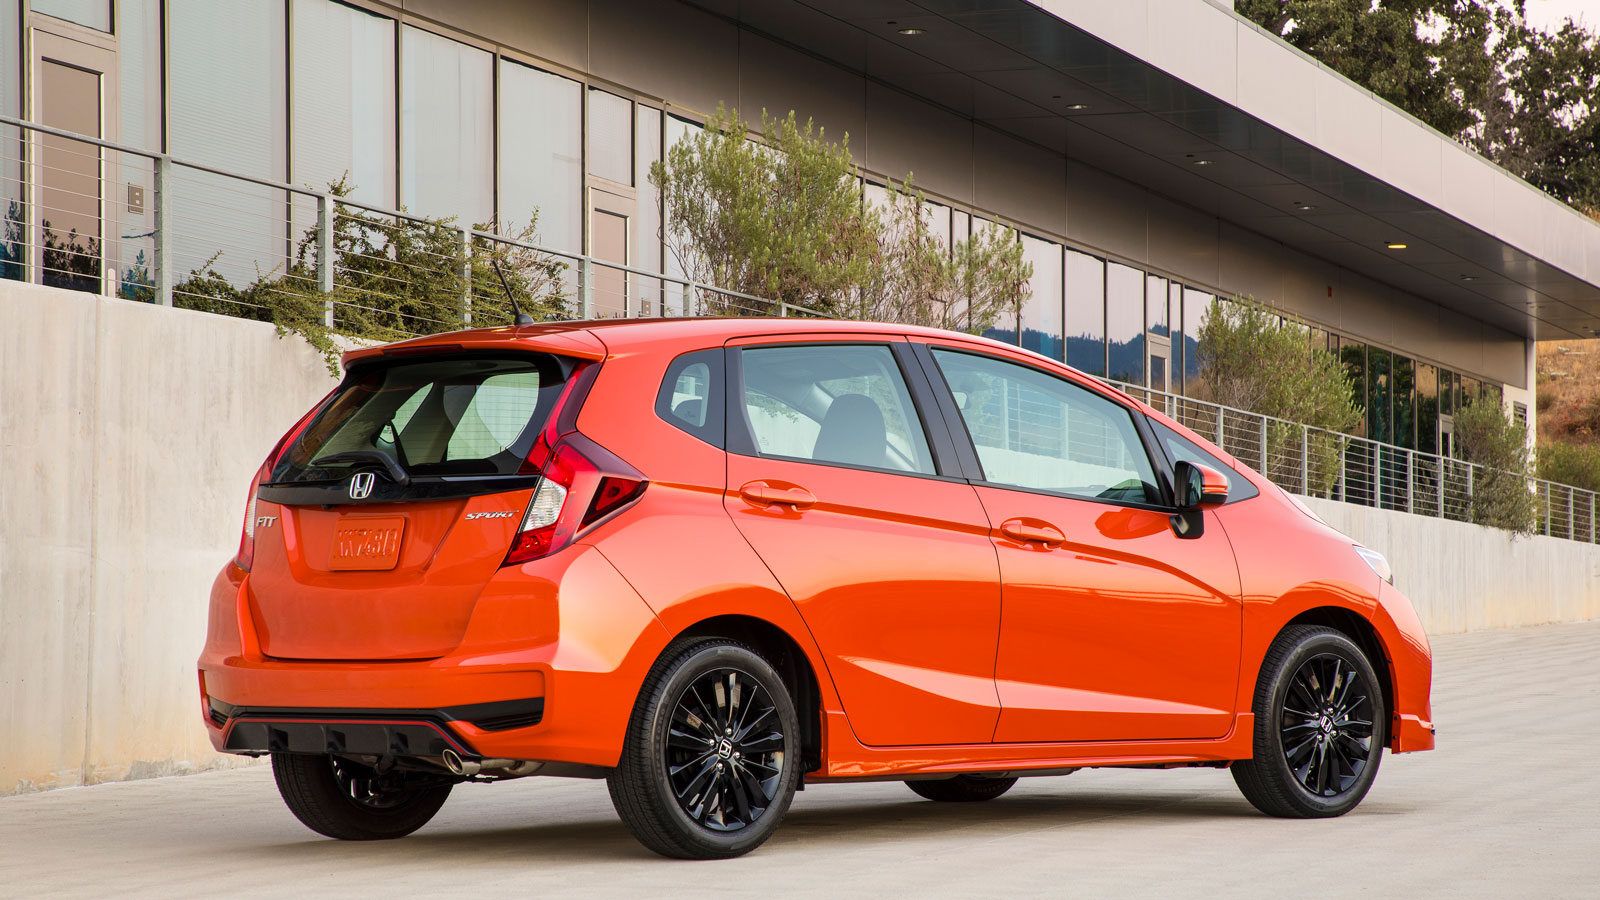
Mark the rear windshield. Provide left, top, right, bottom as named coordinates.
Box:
left=271, top=354, right=570, bottom=484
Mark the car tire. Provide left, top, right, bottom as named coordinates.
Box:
left=1232, top=624, right=1387, bottom=818
left=607, top=638, right=802, bottom=859
left=906, top=775, right=1019, bottom=802
left=271, top=753, right=453, bottom=840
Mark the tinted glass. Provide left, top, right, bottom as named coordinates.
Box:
left=739, top=345, right=934, bottom=475
left=1181, top=287, right=1213, bottom=392
left=0, top=0, right=16, bottom=283
left=932, top=349, right=1159, bottom=505
left=32, top=0, right=109, bottom=31
left=1149, top=419, right=1259, bottom=503
left=273, top=356, right=568, bottom=483
left=656, top=348, right=723, bottom=446
left=587, top=88, right=632, bottom=185
left=1020, top=234, right=1063, bottom=360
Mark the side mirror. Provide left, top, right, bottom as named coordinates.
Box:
left=1174, top=461, right=1229, bottom=509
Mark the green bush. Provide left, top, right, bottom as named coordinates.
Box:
left=1536, top=441, right=1600, bottom=495
left=1454, top=398, right=1538, bottom=535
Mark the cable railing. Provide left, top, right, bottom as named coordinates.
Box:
left=1117, top=382, right=1599, bottom=544
left=2, top=114, right=1595, bottom=545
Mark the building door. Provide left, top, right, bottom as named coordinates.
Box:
left=586, top=185, right=632, bottom=318
left=1439, top=415, right=1455, bottom=459
left=29, top=26, right=119, bottom=294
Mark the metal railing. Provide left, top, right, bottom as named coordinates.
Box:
left=0, top=114, right=822, bottom=329
left=1115, top=382, right=1599, bottom=544
left=3, top=114, right=1594, bottom=545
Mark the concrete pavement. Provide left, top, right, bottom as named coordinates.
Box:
left=3, top=621, right=1597, bottom=898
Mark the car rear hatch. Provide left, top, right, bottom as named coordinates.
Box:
left=248, top=344, right=594, bottom=660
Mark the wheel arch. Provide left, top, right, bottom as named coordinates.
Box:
left=1281, top=606, right=1397, bottom=748
left=672, top=614, right=825, bottom=774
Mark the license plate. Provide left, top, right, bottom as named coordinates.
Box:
left=329, top=516, right=406, bottom=571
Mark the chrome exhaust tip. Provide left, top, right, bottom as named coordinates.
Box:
left=442, top=749, right=541, bottom=778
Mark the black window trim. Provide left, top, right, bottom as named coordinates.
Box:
left=1143, top=415, right=1260, bottom=506
left=909, top=341, right=1185, bottom=514
left=655, top=346, right=726, bottom=448
left=722, top=338, right=969, bottom=483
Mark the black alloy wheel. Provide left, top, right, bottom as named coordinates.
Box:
left=272, top=753, right=454, bottom=840
left=608, top=639, right=800, bottom=859
left=1232, top=625, right=1387, bottom=818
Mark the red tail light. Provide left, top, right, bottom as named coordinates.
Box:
left=504, top=433, right=647, bottom=567
left=234, top=393, right=336, bottom=572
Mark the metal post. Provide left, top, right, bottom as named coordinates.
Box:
left=1545, top=481, right=1552, bottom=536
left=1338, top=439, right=1346, bottom=503
left=1215, top=409, right=1224, bottom=448
left=459, top=227, right=472, bottom=325
left=1405, top=450, right=1413, bottom=514
left=1437, top=455, right=1445, bottom=518
left=1591, top=493, right=1596, bottom=544
left=580, top=257, right=595, bottom=318
left=317, top=193, right=334, bottom=327
left=1258, top=416, right=1268, bottom=475
left=153, top=155, right=173, bottom=306
left=1300, top=426, right=1309, bottom=495
left=1373, top=442, right=1381, bottom=509
left=1568, top=487, right=1575, bottom=540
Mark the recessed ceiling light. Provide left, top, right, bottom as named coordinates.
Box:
left=1192, top=158, right=1214, bottom=166
left=1386, top=242, right=1408, bottom=250
left=897, top=27, right=925, bottom=35
left=1460, top=274, right=1478, bottom=281
left=1295, top=203, right=1316, bottom=211
left=1064, top=103, right=1090, bottom=111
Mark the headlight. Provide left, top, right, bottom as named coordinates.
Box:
left=1353, top=545, right=1393, bottom=584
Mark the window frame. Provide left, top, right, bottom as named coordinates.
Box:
left=655, top=347, right=725, bottom=447
left=722, top=338, right=966, bottom=482
left=909, top=341, right=1179, bottom=513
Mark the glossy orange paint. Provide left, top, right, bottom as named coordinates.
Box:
left=199, top=316, right=1433, bottom=788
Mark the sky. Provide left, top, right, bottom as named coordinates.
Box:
left=1522, top=0, right=1599, bottom=32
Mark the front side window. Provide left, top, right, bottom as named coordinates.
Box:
left=931, top=348, right=1159, bottom=505
left=1148, top=420, right=1258, bottom=503
left=738, top=344, right=935, bottom=475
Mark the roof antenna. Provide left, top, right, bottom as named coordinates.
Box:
left=490, top=257, right=537, bottom=326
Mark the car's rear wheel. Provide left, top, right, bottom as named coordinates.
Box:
left=607, top=638, right=801, bottom=859
left=271, top=753, right=454, bottom=840
left=906, top=775, right=1019, bottom=802
left=1232, top=625, right=1386, bottom=818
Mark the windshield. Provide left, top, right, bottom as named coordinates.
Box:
left=270, top=354, right=569, bottom=484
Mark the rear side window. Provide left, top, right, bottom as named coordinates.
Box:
left=272, top=355, right=569, bottom=483
left=737, top=344, right=935, bottom=475
left=655, top=348, right=724, bottom=446
left=1148, top=419, right=1259, bottom=503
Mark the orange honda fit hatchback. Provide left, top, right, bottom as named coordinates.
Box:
left=199, top=318, right=1434, bottom=858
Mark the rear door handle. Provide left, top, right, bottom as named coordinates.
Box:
left=739, top=481, right=817, bottom=510
left=999, top=517, right=1065, bottom=547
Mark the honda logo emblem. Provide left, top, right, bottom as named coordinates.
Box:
left=348, top=471, right=376, bottom=500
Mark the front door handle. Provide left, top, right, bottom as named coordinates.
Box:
left=999, top=517, right=1065, bottom=547
left=739, top=481, right=817, bottom=510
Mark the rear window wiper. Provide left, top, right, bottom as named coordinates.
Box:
left=310, top=450, right=411, bottom=486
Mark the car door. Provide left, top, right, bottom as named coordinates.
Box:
left=917, top=342, right=1243, bottom=744
left=722, top=336, right=1002, bottom=747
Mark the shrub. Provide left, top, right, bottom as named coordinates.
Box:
left=1454, top=398, right=1538, bottom=535
left=1537, top=441, right=1600, bottom=495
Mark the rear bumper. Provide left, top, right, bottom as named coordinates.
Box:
left=198, top=542, right=672, bottom=767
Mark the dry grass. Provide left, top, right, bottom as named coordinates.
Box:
left=1537, top=338, right=1600, bottom=446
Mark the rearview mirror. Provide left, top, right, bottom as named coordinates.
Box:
left=1174, top=461, right=1229, bottom=509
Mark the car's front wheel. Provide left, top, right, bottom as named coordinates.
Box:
left=1232, top=625, right=1386, bottom=818
left=607, top=638, right=801, bottom=859
left=272, top=753, right=454, bottom=840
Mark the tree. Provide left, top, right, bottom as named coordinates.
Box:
left=1454, top=396, right=1538, bottom=534
left=1237, top=0, right=1600, bottom=212
left=849, top=177, right=1032, bottom=333
left=1196, top=296, right=1363, bottom=495
left=652, top=105, right=1033, bottom=332
left=651, top=105, right=877, bottom=315
left=174, top=178, right=568, bottom=373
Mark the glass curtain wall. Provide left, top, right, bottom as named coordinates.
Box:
left=1181, top=288, right=1214, bottom=397
left=1064, top=248, right=1105, bottom=377
left=499, top=59, right=582, bottom=251
left=1106, top=262, right=1143, bottom=385
left=2, top=0, right=23, bottom=282
left=115, top=0, right=161, bottom=299
left=635, top=104, right=662, bottom=314
left=168, top=0, right=287, bottom=295
left=400, top=25, right=493, bottom=224
left=292, top=0, right=395, bottom=208
left=1019, top=234, right=1063, bottom=360
left=30, top=0, right=108, bottom=31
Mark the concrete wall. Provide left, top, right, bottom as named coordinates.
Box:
left=0, top=281, right=338, bottom=794
left=1302, top=496, right=1600, bottom=635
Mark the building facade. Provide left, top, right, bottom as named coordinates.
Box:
left=7, top=0, right=1600, bottom=455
